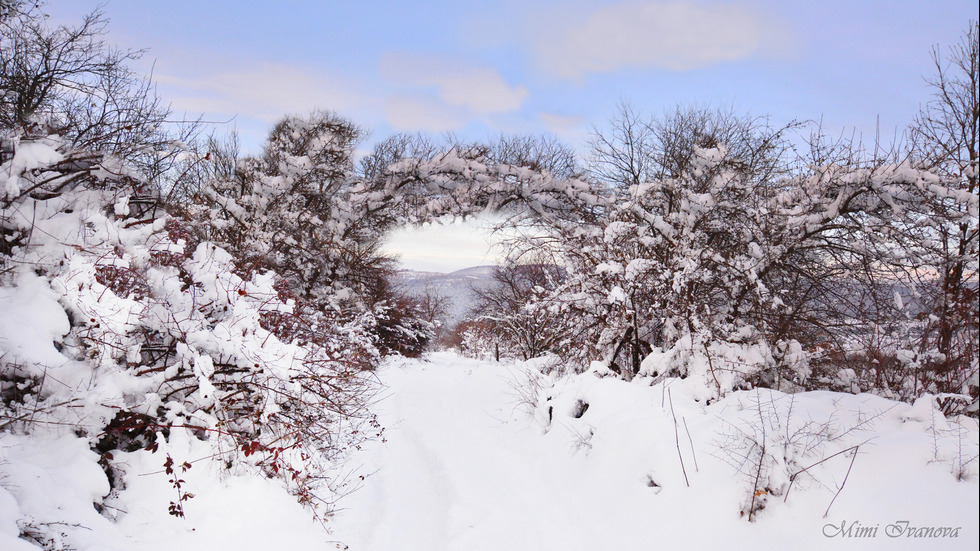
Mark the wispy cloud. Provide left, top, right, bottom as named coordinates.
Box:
left=535, top=1, right=767, bottom=79
left=384, top=95, right=467, bottom=133
left=380, top=53, right=529, bottom=114
left=538, top=112, right=586, bottom=139
left=382, top=220, right=499, bottom=272
left=154, top=62, right=377, bottom=123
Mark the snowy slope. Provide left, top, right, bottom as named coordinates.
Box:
left=331, top=352, right=979, bottom=551
left=0, top=431, right=333, bottom=550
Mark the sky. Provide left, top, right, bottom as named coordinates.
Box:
left=43, top=0, right=980, bottom=272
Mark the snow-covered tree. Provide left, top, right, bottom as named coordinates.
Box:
left=469, top=263, right=570, bottom=361
left=513, top=108, right=803, bottom=388
left=0, top=4, right=193, bottom=188
left=499, top=106, right=972, bottom=402
left=187, top=111, right=433, bottom=360
left=905, top=21, right=979, bottom=400
left=3, top=9, right=383, bottom=517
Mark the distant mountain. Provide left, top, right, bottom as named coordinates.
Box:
left=444, top=265, right=497, bottom=279
left=397, top=265, right=498, bottom=326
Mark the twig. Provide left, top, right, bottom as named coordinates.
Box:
left=703, top=342, right=721, bottom=395
left=748, top=442, right=765, bottom=521
left=748, top=390, right=767, bottom=521
left=668, top=389, right=690, bottom=487
left=784, top=444, right=862, bottom=503
left=824, top=446, right=859, bottom=518
left=683, top=417, right=699, bottom=472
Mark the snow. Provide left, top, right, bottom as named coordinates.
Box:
left=1, top=138, right=64, bottom=200
left=1, top=433, right=131, bottom=551
left=329, top=352, right=980, bottom=550
left=332, top=353, right=610, bottom=550
left=0, top=347, right=977, bottom=549
left=0, top=429, right=334, bottom=551
left=0, top=273, right=71, bottom=368
left=108, top=429, right=334, bottom=551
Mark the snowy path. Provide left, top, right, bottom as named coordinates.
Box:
left=329, top=352, right=980, bottom=551
left=331, top=353, right=611, bottom=551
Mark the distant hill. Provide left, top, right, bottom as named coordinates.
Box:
left=397, top=265, right=498, bottom=326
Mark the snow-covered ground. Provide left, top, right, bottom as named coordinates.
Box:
left=1, top=429, right=336, bottom=550
left=2, top=351, right=978, bottom=550
left=331, top=352, right=979, bottom=551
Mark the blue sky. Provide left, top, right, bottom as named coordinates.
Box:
left=45, top=0, right=980, bottom=271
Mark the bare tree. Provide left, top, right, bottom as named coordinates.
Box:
left=359, top=132, right=438, bottom=179
left=412, top=282, right=450, bottom=336
left=471, top=263, right=569, bottom=361
left=0, top=0, right=36, bottom=24
left=490, top=133, right=580, bottom=181
left=907, top=21, right=979, bottom=396
left=1, top=5, right=194, bottom=188
left=588, top=101, right=654, bottom=191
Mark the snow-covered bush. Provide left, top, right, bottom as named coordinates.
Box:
left=1, top=128, right=382, bottom=517
left=466, top=263, right=571, bottom=362
left=454, top=319, right=505, bottom=361
left=491, top=104, right=976, bottom=406
left=186, top=111, right=434, bottom=361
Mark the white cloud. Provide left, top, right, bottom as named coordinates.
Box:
left=384, top=95, right=467, bottom=133
left=380, top=54, right=529, bottom=114
left=539, top=111, right=585, bottom=134
left=154, top=62, right=374, bottom=123
left=534, top=112, right=589, bottom=149
left=536, top=1, right=766, bottom=79
left=382, top=219, right=500, bottom=272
